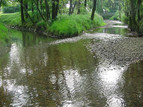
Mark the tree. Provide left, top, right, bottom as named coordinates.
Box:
left=44, top=0, right=50, bottom=20
left=52, top=0, right=59, bottom=19
left=20, top=0, right=25, bottom=24
left=91, top=0, right=97, bottom=20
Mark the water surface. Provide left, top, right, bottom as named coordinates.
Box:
left=0, top=21, right=143, bottom=107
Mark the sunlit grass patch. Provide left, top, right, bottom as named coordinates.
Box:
left=49, top=13, right=105, bottom=37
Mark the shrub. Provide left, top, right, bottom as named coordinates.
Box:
left=2, top=5, right=20, bottom=13
left=49, top=13, right=105, bottom=37
left=0, top=12, right=21, bottom=25
left=121, top=13, right=129, bottom=24
left=110, top=10, right=120, bottom=20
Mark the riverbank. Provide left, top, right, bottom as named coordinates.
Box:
left=0, top=12, right=105, bottom=38
left=88, top=20, right=143, bottom=66
left=0, top=23, right=10, bottom=56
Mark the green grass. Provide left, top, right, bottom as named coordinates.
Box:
left=0, top=23, right=9, bottom=45
left=49, top=13, right=105, bottom=37
left=0, top=12, right=105, bottom=37
left=0, top=12, right=21, bottom=26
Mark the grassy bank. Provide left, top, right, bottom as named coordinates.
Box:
left=48, top=13, right=105, bottom=37
left=0, top=12, right=105, bottom=37
left=0, top=23, right=10, bottom=56
left=0, top=23, right=9, bottom=45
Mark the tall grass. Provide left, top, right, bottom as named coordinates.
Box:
left=0, top=12, right=105, bottom=37
left=49, top=13, right=105, bottom=37
left=0, top=12, right=21, bottom=26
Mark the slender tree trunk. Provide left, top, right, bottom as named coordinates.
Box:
left=25, top=2, right=28, bottom=19
left=119, top=0, right=121, bottom=20
left=35, top=0, right=46, bottom=21
left=31, top=2, right=34, bottom=13
left=0, top=0, right=2, bottom=7
left=137, top=0, right=141, bottom=21
left=91, top=0, right=97, bottom=20
left=52, top=0, right=59, bottom=19
left=77, top=0, right=81, bottom=14
left=71, top=1, right=77, bottom=14
left=52, top=0, right=56, bottom=19
left=20, top=0, right=25, bottom=24
left=69, top=0, right=72, bottom=15
left=84, top=0, right=87, bottom=7
left=45, top=0, right=50, bottom=20
left=55, top=0, right=59, bottom=17
left=130, top=0, right=137, bottom=31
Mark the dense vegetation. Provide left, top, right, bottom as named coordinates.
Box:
left=0, top=0, right=106, bottom=37
left=96, top=0, right=143, bottom=36
left=121, top=0, right=143, bottom=36
left=0, top=0, right=142, bottom=36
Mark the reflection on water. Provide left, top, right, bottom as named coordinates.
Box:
left=88, top=27, right=129, bottom=36
left=123, top=61, right=143, bottom=107
left=0, top=21, right=143, bottom=106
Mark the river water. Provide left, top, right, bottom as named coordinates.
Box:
left=0, top=20, right=143, bottom=107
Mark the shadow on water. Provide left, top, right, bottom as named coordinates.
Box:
left=0, top=21, right=143, bottom=106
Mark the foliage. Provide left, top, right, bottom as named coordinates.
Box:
left=121, top=13, right=129, bottom=24
left=2, top=5, right=20, bottom=13
left=0, top=12, right=21, bottom=26
left=0, top=0, right=107, bottom=37
left=121, top=0, right=143, bottom=35
left=110, top=10, right=119, bottom=20
left=49, top=13, right=105, bottom=37
left=0, top=10, right=105, bottom=37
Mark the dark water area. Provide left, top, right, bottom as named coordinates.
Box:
left=0, top=21, right=143, bottom=107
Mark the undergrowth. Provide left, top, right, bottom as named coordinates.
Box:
left=0, top=12, right=105, bottom=37
left=49, top=13, right=105, bottom=37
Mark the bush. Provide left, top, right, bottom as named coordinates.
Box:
left=0, top=12, right=105, bottom=37
left=121, top=13, right=129, bottom=24
left=0, top=12, right=21, bottom=25
left=36, top=20, right=47, bottom=30
left=48, top=13, right=105, bottom=37
left=110, top=10, right=120, bottom=20
left=3, top=5, right=20, bottom=13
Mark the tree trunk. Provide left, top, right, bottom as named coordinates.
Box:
left=84, top=0, right=87, bottom=7
left=52, top=0, right=56, bottom=19
left=77, top=0, right=81, bottom=14
left=69, top=0, right=72, bottom=15
left=25, top=2, right=28, bottom=19
left=0, top=0, right=2, bottom=7
left=119, top=0, right=121, bottom=20
left=71, top=1, right=77, bottom=14
left=20, top=0, right=25, bottom=24
left=130, top=0, right=137, bottom=31
left=137, top=0, right=141, bottom=21
left=52, top=0, right=59, bottom=19
left=31, top=2, right=34, bottom=13
left=45, top=0, right=50, bottom=20
left=91, top=0, right=97, bottom=20
left=35, top=0, right=46, bottom=21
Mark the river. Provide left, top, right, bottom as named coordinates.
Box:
left=0, top=20, right=143, bottom=107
